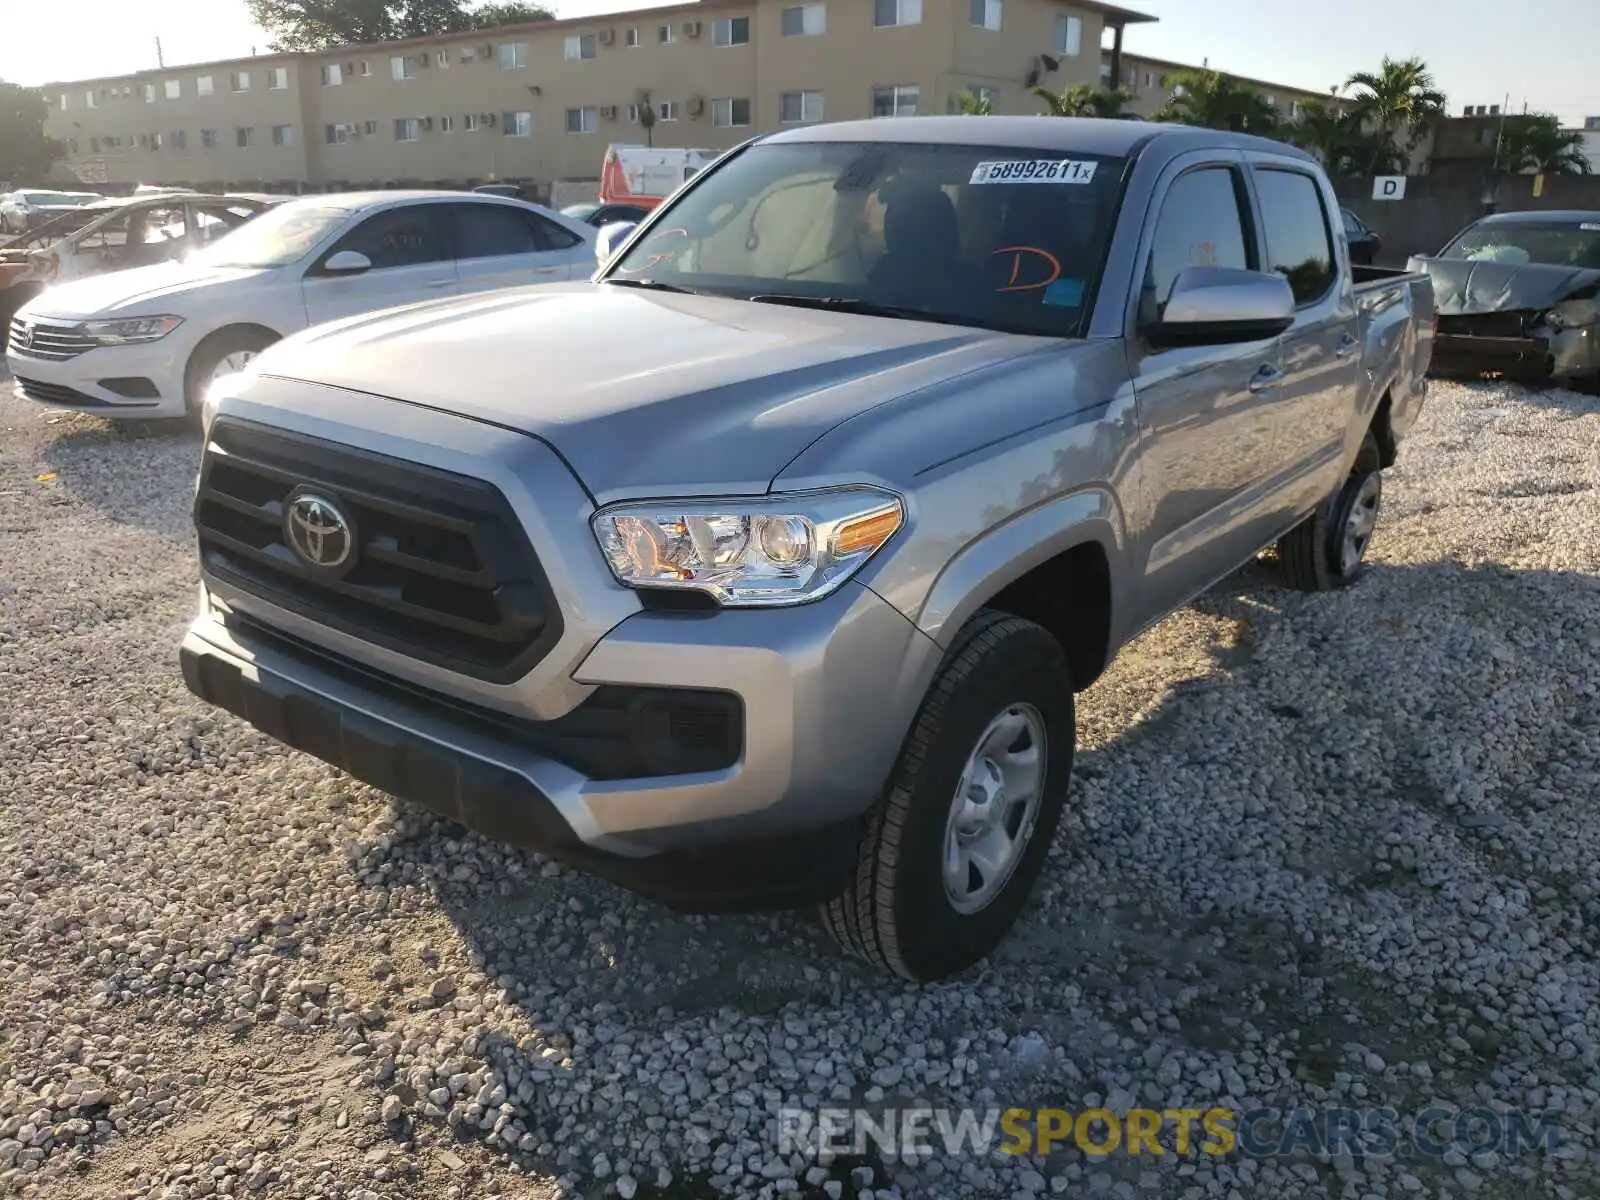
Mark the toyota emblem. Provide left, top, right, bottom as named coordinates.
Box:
left=283, top=491, right=355, bottom=571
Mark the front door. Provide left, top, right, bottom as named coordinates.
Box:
left=1126, top=158, right=1285, bottom=626
left=301, top=203, right=457, bottom=326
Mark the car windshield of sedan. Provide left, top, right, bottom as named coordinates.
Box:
left=601, top=139, right=1126, bottom=336
left=189, top=203, right=353, bottom=268
left=1443, top=219, right=1600, bottom=269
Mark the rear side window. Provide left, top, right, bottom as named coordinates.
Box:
left=1144, top=167, right=1251, bottom=322
left=532, top=215, right=584, bottom=250
left=326, top=205, right=449, bottom=269
left=1254, top=169, right=1337, bottom=305
left=452, top=204, right=543, bottom=258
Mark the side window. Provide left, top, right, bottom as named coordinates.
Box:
left=452, top=204, right=543, bottom=258
left=1253, top=169, right=1337, bottom=305
left=134, top=205, right=186, bottom=244
left=191, top=203, right=255, bottom=244
left=531, top=214, right=584, bottom=250
left=1340, top=209, right=1362, bottom=237
left=324, top=206, right=449, bottom=271
left=1143, top=167, right=1251, bottom=323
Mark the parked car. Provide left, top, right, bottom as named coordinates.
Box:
left=0, top=189, right=99, bottom=234
left=1340, top=207, right=1381, bottom=265
left=1412, top=209, right=1600, bottom=388
left=562, top=201, right=654, bottom=229
left=7, top=190, right=596, bottom=418
left=1, top=192, right=280, bottom=347
left=181, top=117, right=1434, bottom=980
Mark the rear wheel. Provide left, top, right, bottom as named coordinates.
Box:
left=183, top=327, right=277, bottom=418
left=1277, top=430, right=1383, bottom=590
left=821, top=611, right=1075, bottom=981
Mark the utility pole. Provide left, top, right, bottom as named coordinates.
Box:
left=155, top=37, right=165, bottom=68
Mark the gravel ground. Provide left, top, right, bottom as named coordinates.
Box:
left=0, top=375, right=1598, bottom=1200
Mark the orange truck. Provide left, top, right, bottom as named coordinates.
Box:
left=598, top=144, right=720, bottom=211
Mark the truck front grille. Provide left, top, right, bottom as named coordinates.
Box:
left=9, top=318, right=95, bottom=361
left=195, top=417, right=562, bottom=683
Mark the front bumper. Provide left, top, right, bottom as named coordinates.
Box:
left=1431, top=322, right=1600, bottom=384
left=181, top=577, right=940, bottom=911
left=7, top=337, right=189, bottom=418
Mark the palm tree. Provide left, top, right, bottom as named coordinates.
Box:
left=1285, top=98, right=1395, bottom=174
left=1498, top=113, right=1591, bottom=175
left=1032, top=84, right=1133, bottom=119
left=635, top=89, right=657, bottom=147
left=1153, top=70, right=1279, bottom=135
left=1343, top=56, right=1446, bottom=173
left=951, top=90, right=996, bottom=116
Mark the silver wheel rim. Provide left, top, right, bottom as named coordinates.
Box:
left=211, top=349, right=258, bottom=385
left=942, top=703, right=1047, bottom=916
left=1340, top=473, right=1382, bottom=575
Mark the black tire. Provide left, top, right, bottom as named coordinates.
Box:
left=183, top=326, right=278, bottom=417
left=1277, top=430, right=1383, bottom=591
left=820, top=611, right=1075, bottom=981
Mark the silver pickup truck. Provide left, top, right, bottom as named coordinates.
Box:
left=182, top=117, right=1434, bottom=981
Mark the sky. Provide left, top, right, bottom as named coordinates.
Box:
left=3, top=0, right=1596, bottom=126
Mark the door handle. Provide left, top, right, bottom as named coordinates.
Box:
left=1335, top=333, right=1360, bottom=358
left=1247, top=364, right=1285, bottom=393
left=423, top=279, right=454, bottom=289
left=532, top=266, right=562, bottom=275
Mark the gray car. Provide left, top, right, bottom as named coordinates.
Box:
left=182, top=117, right=1434, bottom=980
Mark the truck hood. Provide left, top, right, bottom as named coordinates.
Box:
left=28, top=261, right=270, bottom=319
left=1414, top=255, right=1600, bottom=315
left=253, top=282, right=1055, bottom=499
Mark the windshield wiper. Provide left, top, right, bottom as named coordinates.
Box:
left=747, top=293, right=997, bottom=330
left=604, top=277, right=696, bottom=294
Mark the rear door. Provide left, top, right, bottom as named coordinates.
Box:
left=301, top=202, right=457, bottom=326
left=449, top=202, right=592, bottom=293
left=1246, top=159, right=1360, bottom=515
left=1125, top=153, right=1286, bottom=625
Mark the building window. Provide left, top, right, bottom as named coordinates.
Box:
left=656, top=100, right=679, bottom=121
left=236, top=126, right=255, bottom=148
left=395, top=118, right=420, bottom=142
left=391, top=56, right=414, bottom=80
left=142, top=83, right=156, bottom=103
left=439, top=115, right=454, bottom=133
left=151, top=132, right=163, bottom=150
left=272, top=124, right=294, bottom=146
left=464, top=113, right=481, bottom=132
left=711, top=97, right=751, bottom=128
left=871, top=84, right=920, bottom=116
left=504, top=110, right=533, bottom=137
left=231, top=71, right=250, bottom=92
left=625, top=26, right=641, bottom=47
left=713, top=16, right=750, bottom=46
left=201, top=128, right=218, bottom=148
left=566, top=106, right=598, bottom=133
left=357, top=60, right=372, bottom=77
left=325, top=123, right=349, bottom=145
left=969, top=0, right=1001, bottom=30
left=779, top=91, right=824, bottom=124
left=320, top=64, right=343, bottom=86
left=1144, top=70, right=1155, bottom=88
left=874, top=0, right=922, bottom=27
left=562, top=35, right=595, bottom=61
left=1054, top=14, right=1082, bottom=55
left=197, top=75, right=214, bottom=96
left=172, top=129, right=187, bottom=149
left=85, top=90, right=98, bottom=109
left=658, top=23, right=676, bottom=43
left=968, top=84, right=998, bottom=107
left=363, top=120, right=378, bottom=135
left=437, top=51, right=450, bottom=68
left=781, top=4, right=826, bottom=35
left=269, top=67, right=289, bottom=90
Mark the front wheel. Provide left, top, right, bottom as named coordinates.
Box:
left=1276, top=430, right=1383, bottom=591
left=821, top=611, right=1075, bottom=981
left=183, top=327, right=278, bottom=418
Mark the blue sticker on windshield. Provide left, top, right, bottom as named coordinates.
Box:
left=1042, top=277, right=1086, bottom=307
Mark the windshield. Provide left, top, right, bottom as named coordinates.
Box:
left=189, top=202, right=352, bottom=268
left=602, top=139, right=1127, bottom=336
left=1441, top=219, right=1600, bottom=269
left=22, top=191, right=73, bottom=205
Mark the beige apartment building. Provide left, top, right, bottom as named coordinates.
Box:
left=1103, top=52, right=1341, bottom=121
left=43, top=0, right=1155, bottom=193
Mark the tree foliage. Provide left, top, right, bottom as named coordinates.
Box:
left=950, top=91, right=996, bottom=116
left=1342, top=56, right=1445, bottom=173
left=246, top=0, right=554, bottom=50
left=1497, top=112, right=1591, bottom=176
left=0, top=80, right=59, bottom=186
left=1153, top=69, right=1280, bottom=135
left=1032, top=84, right=1134, bottom=119
left=1281, top=98, right=1403, bottom=174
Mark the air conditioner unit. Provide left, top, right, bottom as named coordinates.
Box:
left=421, top=116, right=434, bottom=129
left=483, top=112, right=498, bottom=126
left=344, top=62, right=357, bottom=76
left=417, top=54, right=431, bottom=68
left=683, top=20, right=702, bottom=37
left=687, top=96, right=705, bottom=117
left=598, top=27, right=615, bottom=44
left=481, top=44, right=496, bottom=60
left=600, top=105, right=618, bottom=120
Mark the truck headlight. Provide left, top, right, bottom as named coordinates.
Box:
left=592, top=487, right=904, bottom=607
left=83, top=315, right=184, bottom=346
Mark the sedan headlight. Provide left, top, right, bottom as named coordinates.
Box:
left=1543, top=299, right=1598, bottom=330
left=592, top=487, right=904, bottom=607
left=83, top=315, right=184, bottom=346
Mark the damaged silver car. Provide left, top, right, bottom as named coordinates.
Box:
left=1411, top=209, right=1600, bottom=389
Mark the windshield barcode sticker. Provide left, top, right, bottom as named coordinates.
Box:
left=969, top=159, right=1099, bottom=186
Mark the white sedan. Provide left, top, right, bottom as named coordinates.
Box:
left=6, top=190, right=596, bottom=420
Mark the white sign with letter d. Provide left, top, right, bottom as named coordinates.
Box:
left=1372, top=176, right=1407, bottom=201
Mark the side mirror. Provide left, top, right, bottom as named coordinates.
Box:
left=1147, top=266, right=1295, bottom=347
left=322, top=249, right=372, bottom=275
left=594, top=221, right=638, bottom=266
